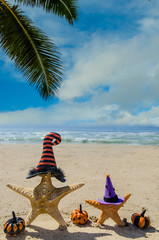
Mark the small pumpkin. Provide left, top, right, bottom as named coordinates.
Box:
left=131, top=209, right=151, bottom=229
left=4, top=211, right=25, bottom=236
left=71, top=204, right=88, bottom=225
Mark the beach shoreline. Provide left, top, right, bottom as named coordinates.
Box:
left=0, top=143, right=158, bottom=239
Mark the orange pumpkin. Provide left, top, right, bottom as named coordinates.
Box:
left=71, top=204, right=88, bottom=225
left=131, top=209, right=151, bottom=229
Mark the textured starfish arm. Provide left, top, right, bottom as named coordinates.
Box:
left=85, top=200, right=102, bottom=210
left=110, top=211, right=125, bottom=226
left=97, top=212, right=109, bottom=224
left=57, top=182, right=84, bottom=200
left=7, top=184, right=34, bottom=199
left=49, top=207, right=67, bottom=230
left=120, top=193, right=131, bottom=207
left=25, top=209, right=40, bottom=226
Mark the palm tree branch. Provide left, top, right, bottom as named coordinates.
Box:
left=0, top=0, right=63, bottom=99
left=0, top=0, right=48, bottom=86
left=14, top=0, right=79, bottom=24
left=59, top=0, right=74, bottom=23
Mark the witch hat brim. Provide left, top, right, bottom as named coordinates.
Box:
left=26, top=166, right=66, bottom=182
left=97, top=196, right=125, bottom=205
left=26, top=169, right=50, bottom=179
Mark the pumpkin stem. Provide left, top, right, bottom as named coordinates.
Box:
left=79, top=204, right=82, bottom=213
left=141, top=209, right=146, bottom=217
left=12, top=211, right=16, bottom=223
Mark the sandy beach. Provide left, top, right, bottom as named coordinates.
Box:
left=0, top=143, right=159, bottom=239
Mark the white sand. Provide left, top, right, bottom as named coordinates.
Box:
left=0, top=144, right=159, bottom=239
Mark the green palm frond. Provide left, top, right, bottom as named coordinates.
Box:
left=14, top=0, right=79, bottom=24
left=0, top=0, right=63, bottom=99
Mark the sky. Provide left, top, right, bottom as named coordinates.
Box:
left=1, top=0, right=159, bottom=129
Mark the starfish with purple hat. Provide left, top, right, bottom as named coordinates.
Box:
left=97, top=174, right=125, bottom=205
left=26, top=132, right=66, bottom=182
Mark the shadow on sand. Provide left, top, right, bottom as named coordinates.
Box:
left=5, top=220, right=158, bottom=240
left=6, top=224, right=110, bottom=240
left=98, top=221, right=158, bottom=239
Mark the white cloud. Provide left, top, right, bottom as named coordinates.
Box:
left=59, top=22, right=159, bottom=113
left=1, top=101, right=159, bottom=127
left=54, top=0, right=159, bottom=127
left=1, top=0, right=159, bottom=128
left=138, top=17, right=159, bottom=33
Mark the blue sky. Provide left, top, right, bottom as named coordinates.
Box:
left=1, top=0, right=159, bottom=129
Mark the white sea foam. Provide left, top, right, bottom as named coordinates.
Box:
left=0, top=127, right=159, bottom=145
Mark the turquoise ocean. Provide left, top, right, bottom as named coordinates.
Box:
left=1, top=126, right=159, bottom=145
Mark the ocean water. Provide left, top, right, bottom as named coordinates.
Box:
left=1, top=127, right=159, bottom=145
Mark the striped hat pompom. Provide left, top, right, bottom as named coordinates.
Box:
left=26, top=132, right=65, bottom=182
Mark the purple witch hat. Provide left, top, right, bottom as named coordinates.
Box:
left=97, top=174, right=125, bottom=205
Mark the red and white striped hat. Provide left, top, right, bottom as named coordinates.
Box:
left=26, top=132, right=65, bottom=182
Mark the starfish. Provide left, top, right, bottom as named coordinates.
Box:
left=7, top=172, right=84, bottom=230
left=85, top=193, right=131, bottom=226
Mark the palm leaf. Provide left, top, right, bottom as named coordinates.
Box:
left=14, top=0, right=79, bottom=24
left=0, top=0, right=63, bottom=99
